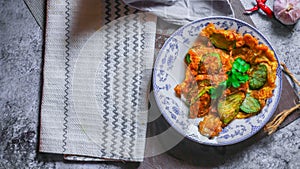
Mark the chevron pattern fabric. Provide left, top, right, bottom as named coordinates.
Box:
left=40, top=0, right=156, bottom=161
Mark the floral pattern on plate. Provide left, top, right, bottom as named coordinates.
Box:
left=153, top=16, right=282, bottom=146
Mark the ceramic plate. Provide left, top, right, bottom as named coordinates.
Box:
left=153, top=16, right=282, bottom=146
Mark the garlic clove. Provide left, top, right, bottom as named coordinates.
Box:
left=273, top=0, right=300, bottom=25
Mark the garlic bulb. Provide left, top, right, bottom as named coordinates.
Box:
left=273, top=0, right=300, bottom=25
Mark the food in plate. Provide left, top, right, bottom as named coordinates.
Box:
left=174, top=23, right=278, bottom=138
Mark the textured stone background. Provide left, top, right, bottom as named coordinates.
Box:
left=0, top=0, right=299, bottom=168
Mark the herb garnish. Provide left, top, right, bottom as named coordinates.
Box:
left=209, top=58, right=250, bottom=99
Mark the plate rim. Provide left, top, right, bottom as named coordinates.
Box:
left=152, top=16, right=283, bottom=146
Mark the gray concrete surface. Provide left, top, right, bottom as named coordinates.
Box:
left=0, top=0, right=299, bottom=168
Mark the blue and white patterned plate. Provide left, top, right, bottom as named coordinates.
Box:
left=153, top=16, right=282, bottom=146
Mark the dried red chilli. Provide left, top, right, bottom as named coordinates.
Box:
left=244, top=5, right=259, bottom=13
left=244, top=0, right=267, bottom=13
left=244, top=0, right=273, bottom=18
left=256, top=0, right=273, bottom=18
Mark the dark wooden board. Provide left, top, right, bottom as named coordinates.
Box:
left=229, top=0, right=256, bottom=27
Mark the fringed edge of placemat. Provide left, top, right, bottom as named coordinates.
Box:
left=264, top=62, right=300, bottom=135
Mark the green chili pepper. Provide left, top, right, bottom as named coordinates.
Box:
left=185, top=53, right=191, bottom=65
left=190, top=86, right=212, bottom=105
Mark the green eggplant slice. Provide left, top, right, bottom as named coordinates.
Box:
left=217, top=92, right=245, bottom=125
left=240, top=95, right=261, bottom=114
left=249, top=64, right=267, bottom=90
